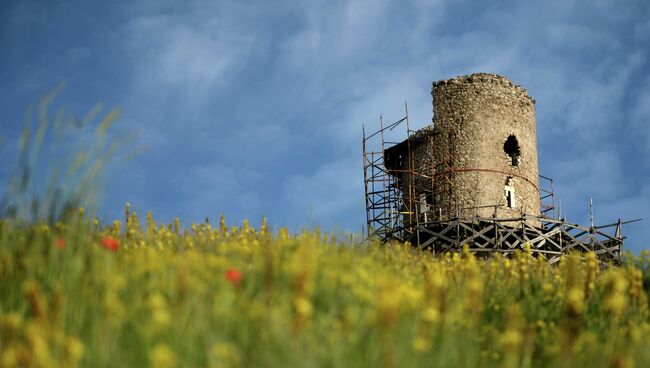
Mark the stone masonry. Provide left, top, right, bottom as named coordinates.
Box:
left=385, top=73, right=541, bottom=227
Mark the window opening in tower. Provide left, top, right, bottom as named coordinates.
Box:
left=503, top=135, right=521, bottom=166
left=504, top=185, right=516, bottom=208
left=504, top=177, right=516, bottom=209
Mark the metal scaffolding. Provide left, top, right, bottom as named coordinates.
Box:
left=362, top=114, right=404, bottom=241
left=362, top=103, right=633, bottom=263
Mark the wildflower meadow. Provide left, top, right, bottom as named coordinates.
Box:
left=1, top=207, right=650, bottom=367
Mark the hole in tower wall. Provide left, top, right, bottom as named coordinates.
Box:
left=503, top=135, right=521, bottom=166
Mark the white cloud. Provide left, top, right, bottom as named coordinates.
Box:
left=282, top=157, right=364, bottom=228
left=282, top=0, right=392, bottom=70
left=597, top=183, right=650, bottom=252
left=174, top=163, right=262, bottom=222
left=552, top=149, right=624, bottom=200
left=66, top=47, right=92, bottom=63
left=7, top=1, right=50, bottom=26
left=118, top=3, right=262, bottom=118
left=631, top=75, right=650, bottom=161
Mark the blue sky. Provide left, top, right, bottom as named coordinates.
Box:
left=1, top=0, right=649, bottom=251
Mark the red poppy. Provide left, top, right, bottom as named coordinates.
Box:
left=101, top=236, right=120, bottom=252
left=53, top=238, right=66, bottom=249
left=225, top=268, right=242, bottom=288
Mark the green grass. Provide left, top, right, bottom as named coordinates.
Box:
left=1, top=214, right=650, bottom=367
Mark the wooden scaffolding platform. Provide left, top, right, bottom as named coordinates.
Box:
left=406, top=215, right=625, bottom=264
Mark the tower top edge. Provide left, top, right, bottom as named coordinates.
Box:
left=432, top=73, right=535, bottom=104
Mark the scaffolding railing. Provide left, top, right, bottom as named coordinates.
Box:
left=539, top=174, right=556, bottom=220
left=410, top=214, right=634, bottom=264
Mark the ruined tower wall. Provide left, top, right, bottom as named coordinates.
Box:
left=394, top=130, right=436, bottom=211
left=430, top=73, right=540, bottom=224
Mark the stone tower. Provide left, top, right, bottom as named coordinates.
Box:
left=431, top=73, right=540, bottom=224
left=369, top=73, right=624, bottom=260
left=384, top=73, right=541, bottom=227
